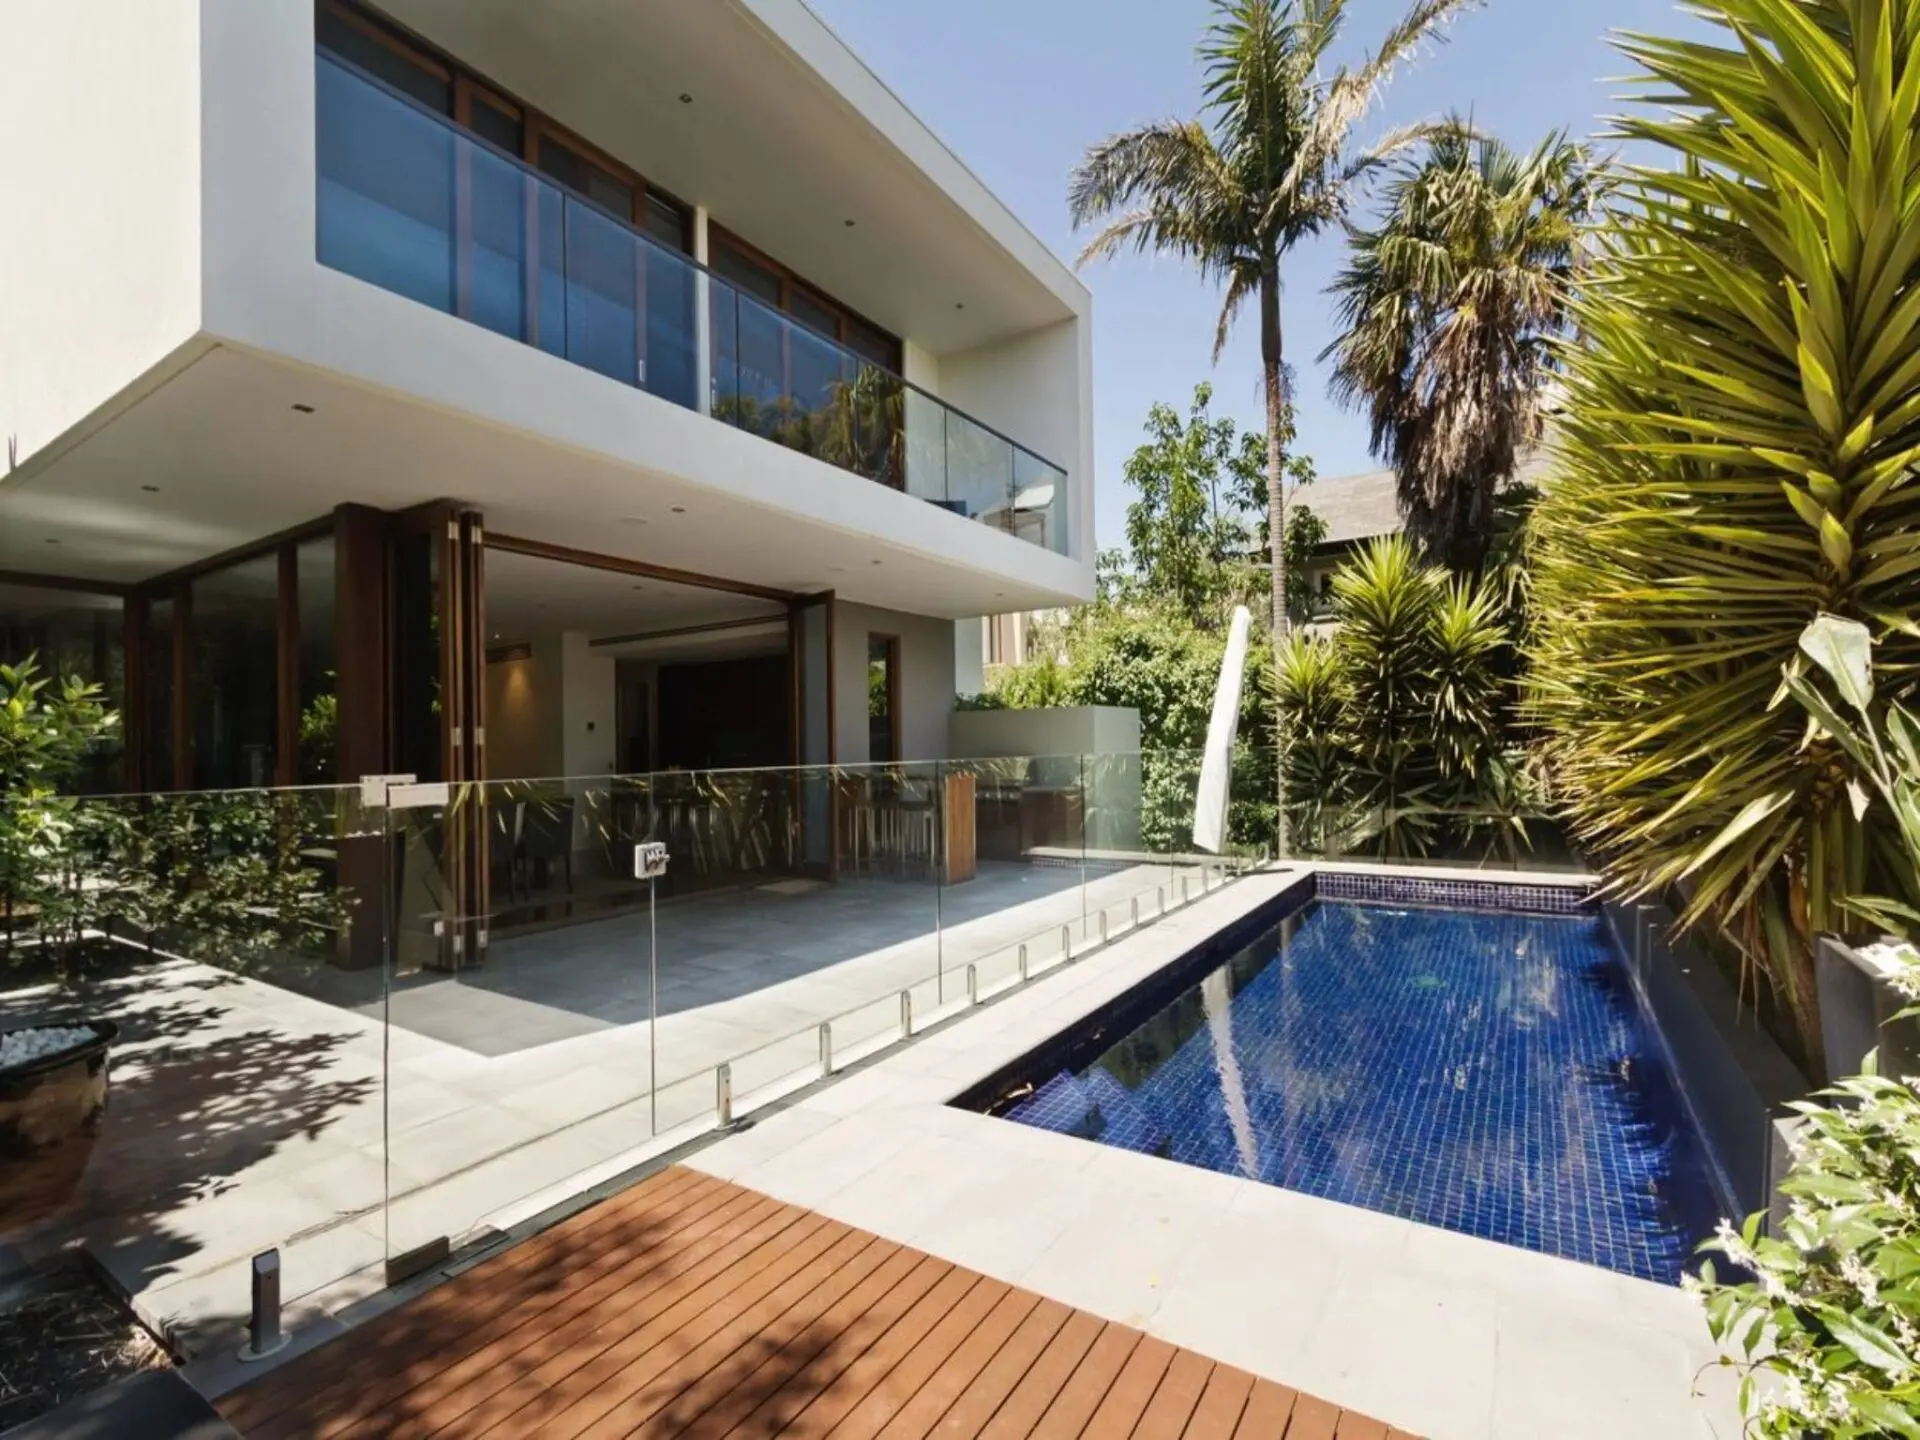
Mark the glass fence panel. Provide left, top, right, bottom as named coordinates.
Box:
left=945, top=411, right=1015, bottom=531
left=562, top=197, right=641, bottom=388
left=0, top=751, right=1263, bottom=1328
left=1013, top=447, right=1070, bottom=558
left=317, top=54, right=456, bottom=314
left=937, top=754, right=1087, bottom=1002
left=901, top=386, right=949, bottom=509
left=378, top=778, right=661, bottom=1269
left=464, top=136, right=538, bottom=345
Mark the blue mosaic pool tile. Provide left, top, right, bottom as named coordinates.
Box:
left=998, top=899, right=1719, bottom=1285
left=1313, top=871, right=1593, bottom=915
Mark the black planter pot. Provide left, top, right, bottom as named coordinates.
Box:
left=0, top=1022, right=118, bottom=1231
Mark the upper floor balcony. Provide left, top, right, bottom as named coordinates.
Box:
left=315, top=47, right=1070, bottom=557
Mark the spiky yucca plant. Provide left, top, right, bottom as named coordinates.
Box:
left=1277, top=535, right=1515, bottom=856
left=1529, top=0, right=1920, bottom=1073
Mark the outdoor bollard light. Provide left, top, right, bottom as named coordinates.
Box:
left=1018, top=943, right=1028, bottom=982
left=899, top=989, right=913, bottom=1036
left=967, top=963, right=978, bottom=1005
left=716, top=1062, right=733, bottom=1127
left=1131, top=896, right=1139, bottom=929
left=818, top=1021, right=833, bottom=1077
left=1099, top=912, right=1108, bottom=945
left=1158, top=886, right=1166, bottom=915
left=238, top=1249, right=290, bottom=1361
left=1061, top=924, right=1071, bottom=961
left=1183, top=876, right=1192, bottom=905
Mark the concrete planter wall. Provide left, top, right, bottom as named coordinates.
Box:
left=948, top=707, right=1143, bottom=854
left=1603, top=902, right=1809, bottom=1226
left=1815, top=933, right=1920, bottom=1082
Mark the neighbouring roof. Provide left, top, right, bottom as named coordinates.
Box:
left=1305, top=449, right=1555, bottom=551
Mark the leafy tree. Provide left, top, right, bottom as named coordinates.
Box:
left=1069, top=0, right=1474, bottom=843
left=1528, top=0, right=1920, bottom=1074
left=1107, top=382, right=1324, bottom=625
left=1325, top=122, right=1601, bottom=572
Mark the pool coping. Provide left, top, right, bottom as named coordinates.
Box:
left=685, top=864, right=1742, bottom=1440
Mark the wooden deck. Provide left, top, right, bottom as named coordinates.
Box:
left=218, top=1165, right=1410, bottom=1439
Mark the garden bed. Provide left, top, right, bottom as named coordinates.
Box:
left=0, top=1260, right=168, bottom=1431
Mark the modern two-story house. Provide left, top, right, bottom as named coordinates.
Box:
left=0, top=0, right=1095, bottom=813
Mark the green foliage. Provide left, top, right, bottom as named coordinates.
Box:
left=1276, top=536, right=1533, bottom=857
left=1326, top=122, right=1601, bottom=572
left=1104, top=383, right=1325, bottom=624
left=988, top=655, right=1073, bottom=711
left=1697, top=1061, right=1920, bottom=1437
left=1695, top=615, right=1920, bottom=1435
left=1, top=653, right=348, bottom=975
left=1527, top=0, right=1920, bottom=1073
left=1779, top=615, right=1920, bottom=935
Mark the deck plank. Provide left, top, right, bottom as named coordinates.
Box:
left=216, top=1167, right=1408, bottom=1440
left=1232, top=1380, right=1298, bottom=1439
left=228, top=1166, right=714, bottom=1435
left=928, top=1296, right=1073, bottom=1438
left=720, top=1253, right=956, bottom=1438
left=1078, top=1334, right=1178, bottom=1437
left=873, top=1287, right=1045, bottom=1439
left=776, top=1267, right=985, bottom=1435
left=288, top=1176, right=759, bottom=1440
left=1130, top=1348, right=1214, bottom=1438
left=827, top=1277, right=1021, bottom=1439
left=406, top=1199, right=816, bottom=1439
left=974, top=1309, right=1107, bottom=1440
left=1028, top=1324, right=1143, bottom=1438
left=1181, top=1364, right=1255, bottom=1439
left=1282, top=1393, right=1344, bottom=1440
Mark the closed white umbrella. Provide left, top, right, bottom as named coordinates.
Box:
left=1192, top=605, right=1250, bottom=855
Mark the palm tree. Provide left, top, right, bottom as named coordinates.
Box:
left=1068, top=0, right=1474, bottom=852
left=1325, top=122, right=1600, bottom=572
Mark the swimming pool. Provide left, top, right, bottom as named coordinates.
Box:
left=963, top=885, right=1722, bottom=1284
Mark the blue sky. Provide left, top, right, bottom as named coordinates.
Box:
left=807, top=0, right=1707, bottom=549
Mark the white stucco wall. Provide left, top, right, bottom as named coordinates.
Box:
left=833, top=601, right=956, bottom=765
left=559, top=631, right=618, bottom=778
left=947, top=706, right=1141, bottom=763
left=0, top=0, right=205, bottom=471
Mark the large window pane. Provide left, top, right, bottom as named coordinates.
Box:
left=147, top=597, right=174, bottom=791
left=191, top=556, right=279, bottom=790
left=298, top=537, right=338, bottom=783
left=0, top=583, right=125, bottom=792
left=316, top=8, right=451, bottom=114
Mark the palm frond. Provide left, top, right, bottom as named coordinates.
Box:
left=1530, top=0, right=1920, bottom=1074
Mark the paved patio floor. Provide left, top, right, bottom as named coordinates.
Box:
left=0, top=858, right=1200, bottom=1356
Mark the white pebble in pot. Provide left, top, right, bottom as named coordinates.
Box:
left=0, top=1026, right=97, bottom=1069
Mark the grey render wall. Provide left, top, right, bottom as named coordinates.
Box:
left=1604, top=900, right=1809, bottom=1224
left=833, top=601, right=957, bottom=764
